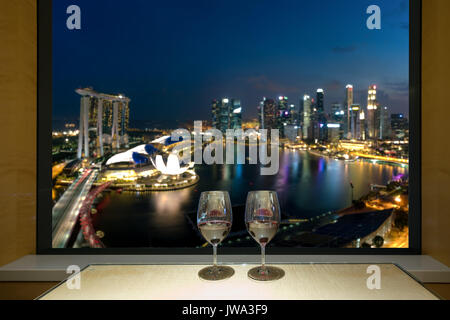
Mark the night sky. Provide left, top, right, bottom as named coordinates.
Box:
left=52, top=0, right=409, bottom=128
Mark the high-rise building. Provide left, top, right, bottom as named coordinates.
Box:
left=119, top=100, right=130, bottom=135
left=213, top=98, right=230, bottom=133
left=316, top=89, right=327, bottom=141
left=212, top=98, right=242, bottom=133
left=316, top=89, right=324, bottom=113
left=230, top=99, right=242, bottom=130
left=298, top=98, right=304, bottom=125
left=76, top=88, right=130, bottom=158
left=326, top=123, right=341, bottom=142
left=302, top=95, right=312, bottom=140
left=258, top=100, right=264, bottom=129
left=359, top=110, right=366, bottom=141
left=289, top=104, right=297, bottom=125
left=379, top=106, right=390, bottom=140
left=345, top=85, right=354, bottom=138
left=212, top=99, right=220, bottom=129
left=258, top=98, right=277, bottom=130
left=391, top=113, right=408, bottom=140
left=350, top=104, right=361, bottom=139
left=331, top=103, right=344, bottom=121
left=367, top=85, right=379, bottom=140
left=331, top=103, right=344, bottom=138
left=277, top=96, right=289, bottom=136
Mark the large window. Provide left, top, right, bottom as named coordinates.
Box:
left=38, top=0, right=421, bottom=253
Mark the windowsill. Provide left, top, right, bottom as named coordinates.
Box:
left=0, top=254, right=449, bottom=283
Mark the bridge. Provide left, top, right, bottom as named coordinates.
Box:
left=78, top=181, right=112, bottom=248
left=52, top=169, right=98, bottom=248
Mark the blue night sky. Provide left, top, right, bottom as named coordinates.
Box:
left=52, top=0, right=409, bottom=127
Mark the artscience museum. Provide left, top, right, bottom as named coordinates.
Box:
left=101, top=136, right=198, bottom=191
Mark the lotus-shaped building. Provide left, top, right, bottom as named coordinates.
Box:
left=105, top=136, right=191, bottom=176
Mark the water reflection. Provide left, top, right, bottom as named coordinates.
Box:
left=95, top=150, right=407, bottom=247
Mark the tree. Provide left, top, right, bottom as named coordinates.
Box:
left=386, top=181, right=400, bottom=192
left=361, top=242, right=372, bottom=248
left=372, top=236, right=384, bottom=248
left=353, top=200, right=366, bottom=210
left=394, top=210, right=408, bottom=230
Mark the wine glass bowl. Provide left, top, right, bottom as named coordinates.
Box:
left=245, top=191, right=285, bottom=281
left=197, top=191, right=235, bottom=281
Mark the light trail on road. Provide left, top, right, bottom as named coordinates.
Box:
left=52, top=169, right=98, bottom=248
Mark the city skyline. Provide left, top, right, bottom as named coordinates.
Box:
left=52, top=0, right=409, bottom=125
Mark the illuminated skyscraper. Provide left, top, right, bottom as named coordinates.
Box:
left=258, top=100, right=263, bottom=129
left=367, top=85, right=378, bottom=140
left=379, top=106, right=390, bottom=140
left=359, top=110, right=366, bottom=141
left=76, top=88, right=130, bottom=159
left=230, top=99, right=242, bottom=130
left=213, top=98, right=230, bottom=133
left=289, top=104, right=297, bottom=125
left=331, top=103, right=344, bottom=121
left=119, top=101, right=130, bottom=136
left=212, top=98, right=242, bottom=133
left=211, top=99, right=220, bottom=129
left=345, top=85, right=354, bottom=138
left=316, top=89, right=327, bottom=141
left=259, top=98, right=277, bottom=130
left=302, top=95, right=312, bottom=140
left=277, top=96, right=289, bottom=136
left=391, top=113, right=408, bottom=140
left=316, top=89, right=324, bottom=113
left=349, top=104, right=360, bottom=139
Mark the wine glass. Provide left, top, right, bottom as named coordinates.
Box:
left=197, top=191, right=235, bottom=281
left=245, top=191, right=285, bottom=281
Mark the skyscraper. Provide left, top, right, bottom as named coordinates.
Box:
left=277, top=96, right=289, bottom=136
left=119, top=100, right=130, bottom=136
left=230, top=99, right=242, bottom=130
left=212, top=98, right=242, bottom=133
left=302, top=95, right=312, bottom=140
left=359, top=109, right=366, bottom=141
left=316, top=89, right=327, bottom=141
left=391, top=113, right=408, bottom=140
left=316, top=89, right=324, bottom=113
left=331, top=103, right=344, bottom=121
left=289, top=104, right=297, bottom=125
left=350, top=104, right=361, bottom=139
left=212, top=99, right=220, bottom=129
left=258, top=98, right=277, bottom=130
left=367, top=85, right=378, bottom=140
left=379, top=106, right=390, bottom=140
left=258, top=100, right=264, bottom=129
left=345, top=85, right=354, bottom=138
left=76, top=88, right=130, bottom=159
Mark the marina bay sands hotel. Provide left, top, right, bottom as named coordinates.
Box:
left=76, top=88, right=130, bottom=159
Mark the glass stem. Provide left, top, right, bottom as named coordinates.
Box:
left=261, top=245, right=266, bottom=271
left=213, top=244, right=218, bottom=269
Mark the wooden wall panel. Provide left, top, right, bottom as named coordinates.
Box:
left=422, top=0, right=450, bottom=266
left=0, top=0, right=37, bottom=266
left=0, top=282, right=57, bottom=300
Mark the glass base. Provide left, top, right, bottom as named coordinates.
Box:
left=198, top=266, right=235, bottom=281
left=248, top=266, right=285, bottom=281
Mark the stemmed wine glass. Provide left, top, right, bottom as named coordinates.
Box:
left=245, top=191, right=285, bottom=281
left=197, top=191, right=235, bottom=281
